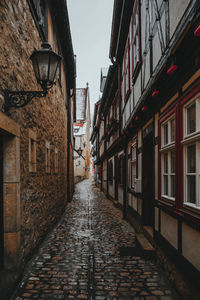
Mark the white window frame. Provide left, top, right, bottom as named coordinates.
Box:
left=130, top=140, right=137, bottom=189
left=182, top=96, right=200, bottom=209
left=160, top=115, right=175, bottom=201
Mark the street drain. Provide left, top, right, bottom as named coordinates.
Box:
left=119, top=246, right=141, bottom=257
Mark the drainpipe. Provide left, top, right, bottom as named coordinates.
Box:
left=66, top=89, right=74, bottom=202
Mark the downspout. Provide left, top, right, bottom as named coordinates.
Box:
left=67, top=89, right=75, bottom=202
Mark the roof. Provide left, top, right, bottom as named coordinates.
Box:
left=49, top=0, right=76, bottom=89
left=73, top=123, right=86, bottom=136
left=76, top=88, right=87, bottom=121
left=109, top=0, right=134, bottom=62
left=100, top=68, right=108, bottom=93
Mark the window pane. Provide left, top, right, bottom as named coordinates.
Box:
left=187, top=102, right=196, bottom=134
left=171, top=119, right=175, bottom=142
left=132, top=147, right=136, bottom=160
left=131, top=163, right=136, bottom=187
left=164, top=153, right=168, bottom=173
left=187, top=145, right=196, bottom=173
left=164, top=175, right=168, bottom=195
left=187, top=175, right=196, bottom=203
left=171, top=150, right=175, bottom=173
left=164, top=123, right=168, bottom=145
left=171, top=175, right=175, bottom=198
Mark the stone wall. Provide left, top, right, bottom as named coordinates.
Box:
left=0, top=0, right=70, bottom=268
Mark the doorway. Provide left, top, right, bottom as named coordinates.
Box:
left=142, top=125, right=154, bottom=226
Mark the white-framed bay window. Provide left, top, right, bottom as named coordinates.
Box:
left=160, top=115, right=176, bottom=200
left=130, top=140, right=137, bottom=189
left=182, top=96, right=200, bottom=209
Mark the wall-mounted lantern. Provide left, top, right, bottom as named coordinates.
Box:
left=73, top=146, right=85, bottom=160
left=4, top=42, right=61, bottom=111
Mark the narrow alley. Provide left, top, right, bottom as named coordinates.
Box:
left=11, top=180, right=179, bottom=300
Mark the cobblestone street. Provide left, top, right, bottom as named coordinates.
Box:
left=12, top=180, right=179, bottom=300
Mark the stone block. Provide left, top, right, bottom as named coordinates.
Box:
left=3, top=136, right=20, bottom=183
left=4, top=231, right=21, bottom=270
left=4, top=183, right=21, bottom=232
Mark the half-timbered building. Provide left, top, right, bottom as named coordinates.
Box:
left=91, top=0, right=200, bottom=295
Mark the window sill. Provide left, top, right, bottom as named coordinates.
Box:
left=179, top=206, right=200, bottom=223
left=159, top=197, right=175, bottom=208
left=160, top=142, right=175, bottom=152
left=183, top=203, right=200, bottom=212
left=181, top=131, right=200, bottom=144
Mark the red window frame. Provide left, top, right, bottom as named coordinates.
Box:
left=131, top=0, right=141, bottom=81
left=158, top=107, right=177, bottom=204
left=130, top=139, right=138, bottom=190
left=123, top=38, right=130, bottom=101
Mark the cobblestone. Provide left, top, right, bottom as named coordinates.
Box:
left=11, top=180, right=180, bottom=299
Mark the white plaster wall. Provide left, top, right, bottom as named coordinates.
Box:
left=153, top=31, right=162, bottom=72
left=161, top=211, right=178, bottom=249
left=160, top=11, right=166, bottom=47
left=169, top=0, right=191, bottom=39
left=182, top=223, right=200, bottom=271
left=134, top=73, right=141, bottom=106
left=157, top=0, right=162, bottom=10
left=144, top=52, right=150, bottom=90
left=140, top=0, right=146, bottom=54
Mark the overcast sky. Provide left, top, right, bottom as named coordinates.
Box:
left=67, top=0, right=114, bottom=119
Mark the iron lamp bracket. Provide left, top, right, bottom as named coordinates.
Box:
left=4, top=88, right=48, bottom=111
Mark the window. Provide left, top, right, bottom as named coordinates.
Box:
left=45, top=141, right=50, bottom=173
left=130, top=142, right=137, bottom=189
left=29, top=130, right=37, bottom=172
left=131, top=0, right=141, bottom=78
left=183, top=98, right=200, bottom=208
left=161, top=116, right=175, bottom=200
left=122, top=39, right=130, bottom=100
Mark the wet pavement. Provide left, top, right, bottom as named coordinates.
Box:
left=11, top=179, right=179, bottom=300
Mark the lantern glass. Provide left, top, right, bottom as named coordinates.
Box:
left=48, top=52, right=61, bottom=83
left=30, top=43, right=61, bottom=91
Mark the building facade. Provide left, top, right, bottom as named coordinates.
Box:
left=0, top=0, right=75, bottom=296
left=73, top=84, right=91, bottom=183
left=91, top=0, right=200, bottom=296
